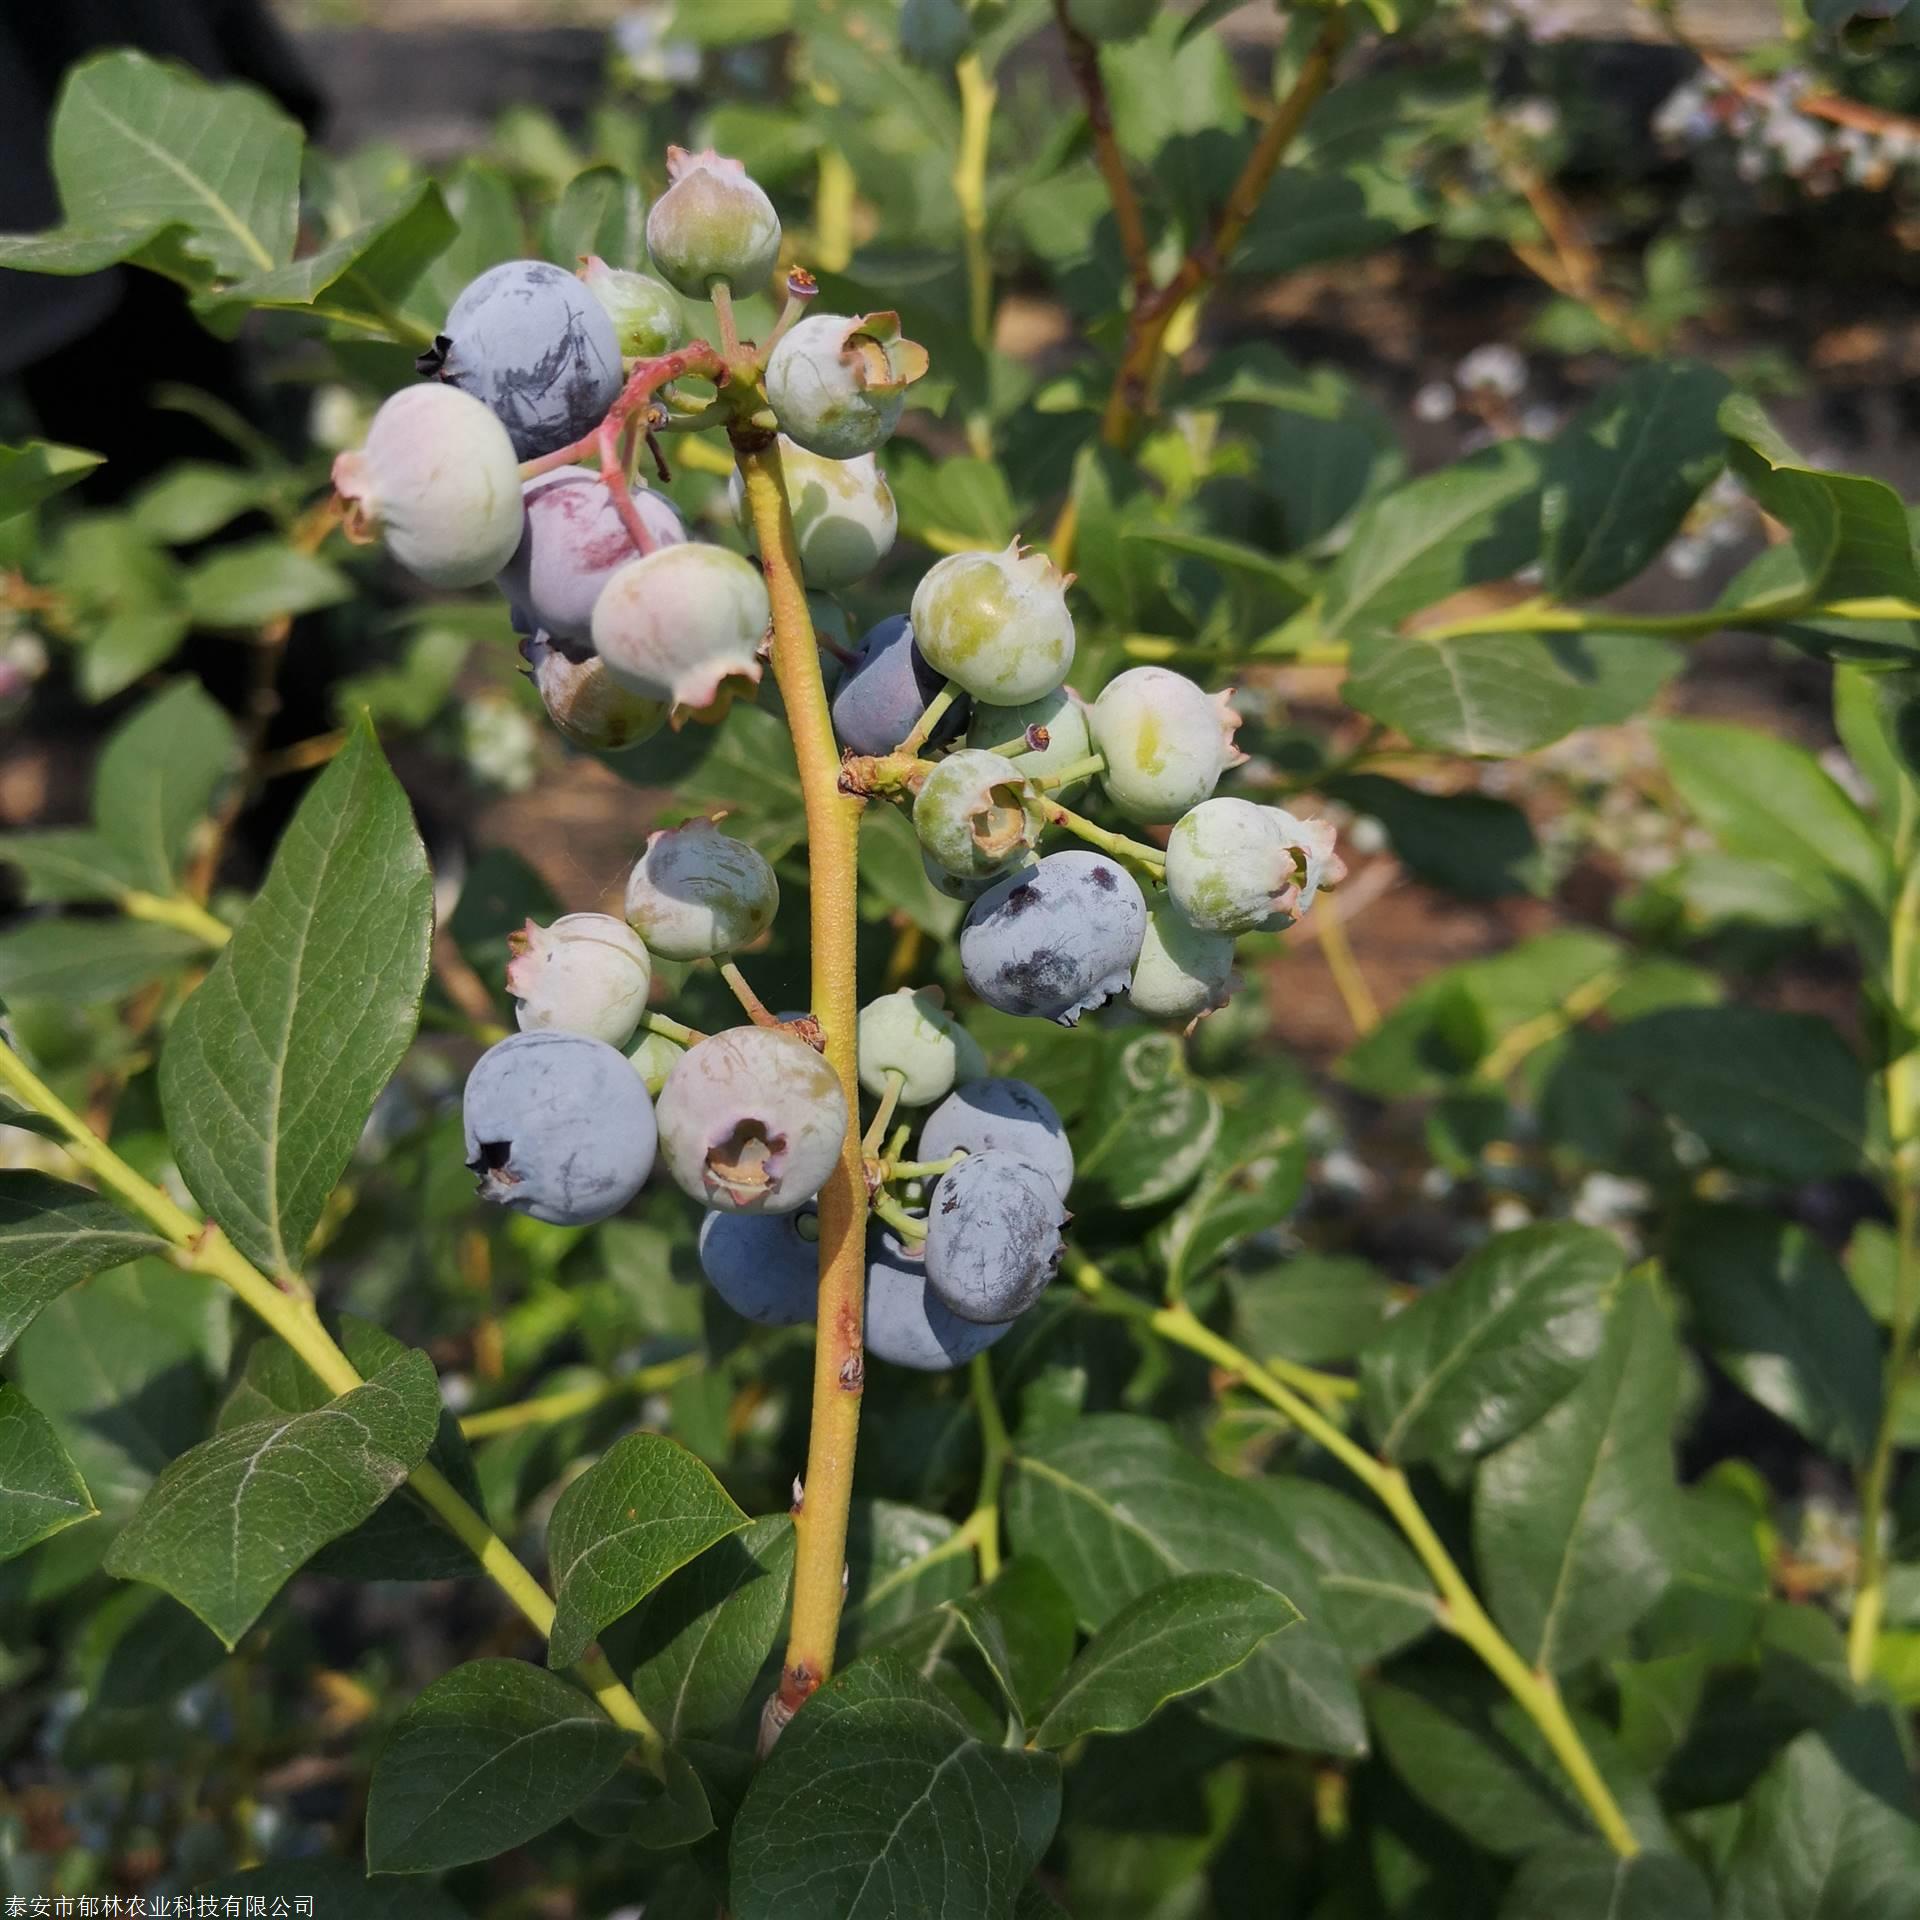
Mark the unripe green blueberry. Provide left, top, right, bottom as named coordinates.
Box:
left=1091, top=667, right=1247, bottom=824
left=728, top=436, right=897, bottom=590
left=591, top=544, right=769, bottom=717
left=624, top=818, right=779, bottom=960
left=967, top=687, right=1093, bottom=794
left=656, top=1025, right=848, bottom=1214
left=910, top=541, right=1075, bottom=704
left=913, top=748, right=1038, bottom=881
left=507, top=913, right=653, bottom=1048
left=628, top=1026, right=686, bottom=1095
left=522, top=632, right=669, bottom=754
left=331, top=385, right=524, bottom=589
left=1129, top=896, right=1235, bottom=1022
left=644, top=147, right=781, bottom=298
left=1165, top=798, right=1345, bottom=935
left=764, top=311, right=928, bottom=459
left=857, top=986, right=987, bottom=1106
left=1065, top=0, right=1159, bottom=39
left=577, top=255, right=686, bottom=359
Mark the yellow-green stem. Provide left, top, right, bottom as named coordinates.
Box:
left=900, top=681, right=963, bottom=756
left=458, top=1353, right=706, bottom=1439
left=872, top=1188, right=928, bottom=1242
left=122, top=891, right=231, bottom=949
left=967, top=1352, right=1012, bottom=1581
left=734, top=437, right=870, bottom=1723
left=0, top=1036, right=666, bottom=1768
left=1066, top=1253, right=1640, bottom=1857
left=862, top=1070, right=906, bottom=1159
left=1024, top=794, right=1165, bottom=880
left=952, top=54, right=998, bottom=352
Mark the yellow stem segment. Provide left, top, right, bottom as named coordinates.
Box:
left=953, top=54, right=998, bottom=350
left=734, top=437, right=871, bottom=1722
left=122, top=891, right=232, bottom=949
left=0, top=1036, right=665, bottom=1766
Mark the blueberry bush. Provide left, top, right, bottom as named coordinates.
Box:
left=2, top=1, right=1920, bottom=1915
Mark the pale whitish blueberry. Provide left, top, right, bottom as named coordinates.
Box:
left=331, top=385, right=525, bottom=589
left=656, top=1026, right=848, bottom=1215
left=1090, top=667, right=1246, bottom=824
left=864, top=1226, right=1012, bottom=1371
left=913, top=748, right=1038, bottom=880
left=521, top=631, right=668, bottom=753
left=857, top=987, right=987, bottom=1106
left=1064, top=0, right=1160, bottom=38
left=924, top=1149, right=1065, bottom=1324
left=1165, top=797, right=1344, bottom=935
left=645, top=147, right=781, bottom=299
left=729, top=436, right=897, bottom=589
left=624, top=819, right=778, bottom=960
left=1128, top=896, right=1236, bottom=1023
left=592, top=544, right=768, bottom=715
left=463, top=1030, right=657, bottom=1226
left=959, top=850, right=1147, bottom=1026
left=508, top=913, right=653, bottom=1048
left=698, top=1206, right=819, bottom=1324
left=967, top=687, right=1093, bottom=792
left=628, top=1027, right=686, bottom=1096
left=918, top=1077, right=1073, bottom=1201
left=426, top=260, right=623, bottom=460
left=1455, top=343, right=1526, bottom=399
left=577, top=255, right=686, bottom=359
left=910, top=542, right=1075, bottom=704
left=764, top=311, right=928, bottom=460
left=500, top=466, right=686, bottom=644
left=832, top=615, right=968, bottom=754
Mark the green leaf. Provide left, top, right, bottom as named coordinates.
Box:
left=886, top=449, right=1018, bottom=550
left=159, top=719, right=433, bottom=1275
left=1074, top=1032, right=1223, bottom=1212
left=730, top=1652, right=1061, bottom=1920
left=0, top=1381, right=97, bottom=1560
left=1005, top=1414, right=1365, bottom=1755
left=1720, top=395, right=1920, bottom=604
left=183, top=541, right=353, bottom=627
left=941, top=1556, right=1078, bottom=1729
left=198, top=1861, right=472, bottom=1920
left=0, top=51, right=301, bottom=281
left=1317, top=440, right=1546, bottom=641
left=842, top=1500, right=976, bottom=1654
left=1500, top=1844, right=1714, bottom=1919
left=409, top=162, right=521, bottom=321
left=628, top=1514, right=795, bottom=1741
left=1155, top=1080, right=1308, bottom=1295
left=128, top=463, right=267, bottom=544
left=649, top=703, right=805, bottom=859
left=0, top=440, right=104, bottom=521
left=858, top=801, right=962, bottom=941
left=1033, top=1572, right=1298, bottom=1749
left=1588, top=1007, right=1868, bottom=1181
left=1361, top=1223, right=1624, bottom=1467
left=1231, top=1252, right=1392, bottom=1366
left=1256, top=1479, right=1438, bottom=1665
left=103, top=1351, right=440, bottom=1646
left=1473, top=1277, right=1683, bottom=1671
left=93, top=678, right=240, bottom=895
left=0, top=828, right=140, bottom=904
left=365, top=1657, right=633, bottom=1872
left=1721, top=1707, right=1920, bottom=1919
left=1327, top=773, right=1538, bottom=898
left=1668, top=1206, right=1883, bottom=1465
left=1542, top=362, right=1732, bottom=599
left=545, top=166, right=648, bottom=270
left=1655, top=717, right=1891, bottom=920
left=1344, top=626, right=1681, bottom=757
left=0, top=918, right=209, bottom=1005
left=545, top=1432, right=749, bottom=1668
left=79, top=608, right=194, bottom=702
left=0, top=1171, right=168, bottom=1356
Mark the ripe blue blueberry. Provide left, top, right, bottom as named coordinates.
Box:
left=500, top=465, right=686, bottom=646
left=958, top=849, right=1147, bottom=1026
left=910, top=542, right=1076, bottom=704
left=423, top=260, right=623, bottom=461
left=864, top=1227, right=1013, bottom=1372
left=463, top=1030, right=657, bottom=1226
left=1164, top=798, right=1345, bottom=936
left=922, top=847, right=1035, bottom=904
left=698, top=1206, right=819, bottom=1325
left=917, top=1077, right=1073, bottom=1201
left=729, top=436, right=897, bottom=590
left=577, top=254, right=686, bottom=359
left=592, top=544, right=769, bottom=717
left=645, top=147, right=782, bottom=299
left=506, top=913, right=653, bottom=1047
left=967, top=687, right=1094, bottom=794
left=912, top=748, right=1038, bottom=881
left=1090, top=667, right=1247, bottom=824
left=764, top=311, right=928, bottom=460
left=624, top=819, right=779, bottom=960
left=831, top=615, right=969, bottom=755
left=1129, top=895, right=1236, bottom=1022
left=656, top=1025, right=848, bottom=1214
left=521, top=630, right=668, bottom=754
left=331, top=385, right=525, bottom=589
left=857, top=986, right=986, bottom=1106
left=924, top=1149, right=1066, bottom=1324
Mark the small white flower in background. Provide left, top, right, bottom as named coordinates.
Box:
left=1761, top=106, right=1826, bottom=177
left=612, top=6, right=701, bottom=86
left=309, top=383, right=371, bottom=454
left=1571, top=1172, right=1651, bottom=1230
left=1504, top=98, right=1560, bottom=143
left=1346, top=815, right=1389, bottom=857
left=1456, top=343, right=1526, bottom=399
left=1665, top=533, right=1710, bottom=580
left=1420, top=1166, right=1456, bottom=1201
left=1654, top=78, right=1718, bottom=146
left=463, top=693, right=540, bottom=792
left=1412, top=379, right=1457, bottom=423
left=1489, top=1197, right=1533, bottom=1233
left=440, top=1373, right=475, bottom=1413
left=1316, top=1148, right=1377, bottom=1198
left=1520, top=405, right=1561, bottom=440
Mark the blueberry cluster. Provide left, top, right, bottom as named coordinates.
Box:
left=332, top=143, right=1340, bottom=1373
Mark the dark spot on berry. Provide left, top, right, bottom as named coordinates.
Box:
left=1002, top=882, right=1041, bottom=917
left=940, top=1189, right=960, bottom=1213
left=473, top=1139, right=513, bottom=1173
left=1089, top=864, right=1118, bottom=892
